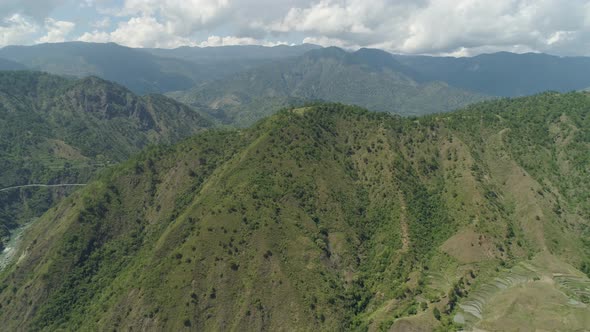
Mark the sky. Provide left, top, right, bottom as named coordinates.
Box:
left=1, top=0, right=590, bottom=56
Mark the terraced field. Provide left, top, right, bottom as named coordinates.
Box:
left=455, top=254, right=590, bottom=331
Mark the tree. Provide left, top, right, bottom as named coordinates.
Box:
left=433, top=307, right=441, bottom=321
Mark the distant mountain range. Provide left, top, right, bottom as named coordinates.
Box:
left=0, top=42, right=319, bottom=95
left=0, top=58, right=25, bottom=71
left=394, top=51, right=590, bottom=96
left=171, top=47, right=488, bottom=125
left=145, top=43, right=321, bottom=62
left=4, top=42, right=590, bottom=126
left=2, top=43, right=590, bottom=98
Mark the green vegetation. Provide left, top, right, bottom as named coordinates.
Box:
left=0, top=58, right=24, bottom=71
left=172, top=47, right=489, bottom=126
left=0, top=71, right=212, bottom=249
left=1, top=94, right=589, bottom=331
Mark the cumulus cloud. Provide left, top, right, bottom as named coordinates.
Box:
left=0, top=14, right=38, bottom=47
left=37, top=18, right=75, bottom=43
left=77, top=0, right=288, bottom=49
left=391, top=0, right=590, bottom=55
left=302, top=35, right=359, bottom=49
left=77, top=0, right=237, bottom=48
left=79, top=27, right=286, bottom=48
left=91, top=17, right=111, bottom=29
left=6, top=0, right=590, bottom=55
left=198, top=35, right=289, bottom=47
left=78, top=30, right=111, bottom=43
left=121, top=0, right=231, bottom=34
left=272, top=0, right=392, bottom=35
left=263, top=0, right=590, bottom=56
left=79, top=16, right=196, bottom=48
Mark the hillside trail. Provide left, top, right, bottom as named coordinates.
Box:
left=0, top=183, right=86, bottom=192
left=398, top=193, right=410, bottom=251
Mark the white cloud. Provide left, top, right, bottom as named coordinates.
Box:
left=302, top=36, right=358, bottom=49
left=78, top=30, right=111, bottom=43
left=79, top=15, right=196, bottom=48
left=78, top=0, right=236, bottom=48
left=272, top=0, right=384, bottom=35
left=0, top=14, right=38, bottom=47
left=263, top=0, right=590, bottom=56
left=6, top=0, right=590, bottom=55
left=79, top=25, right=287, bottom=49
left=91, top=17, right=111, bottom=29
left=121, top=0, right=231, bottom=34
left=37, top=18, right=75, bottom=43
left=198, top=35, right=289, bottom=47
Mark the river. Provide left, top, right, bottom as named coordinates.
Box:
left=0, top=221, right=32, bottom=271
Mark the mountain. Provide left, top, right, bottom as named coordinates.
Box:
left=0, top=42, right=322, bottom=95
left=1, top=94, right=588, bottom=331
left=6, top=42, right=590, bottom=104
left=145, top=44, right=323, bottom=87
left=172, top=47, right=488, bottom=126
left=0, top=42, right=201, bottom=94
left=395, top=51, right=590, bottom=97
left=0, top=71, right=213, bottom=250
left=0, top=58, right=25, bottom=71
left=146, top=43, right=321, bottom=62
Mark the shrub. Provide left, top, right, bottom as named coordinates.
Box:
left=433, top=307, right=441, bottom=320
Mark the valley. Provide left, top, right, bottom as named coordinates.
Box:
left=0, top=71, right=213, bottom=250
left=170, top=47, right=489, bottom=126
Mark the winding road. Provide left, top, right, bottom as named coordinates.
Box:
left=0, top=183, right=87, bottom=192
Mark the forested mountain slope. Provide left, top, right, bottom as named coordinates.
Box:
left=0, top=58, right=25, bottom=71
left=146, top=44, right=321, bottom=62
left=1, top=94, right=588, bottom=331
left=0, top=71, right=212, bottom=250
left=172, top=47, right=488, bottom=126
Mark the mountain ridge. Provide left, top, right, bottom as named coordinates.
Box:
left=0, top=71, right=213, bottom=251
left=394, top=51, right=590, bottom=96
left=172, top=47, right=488, bottom=126
left=1, top=94, right=588, bottom=331
left=0, top=42, right=323, bottom=95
